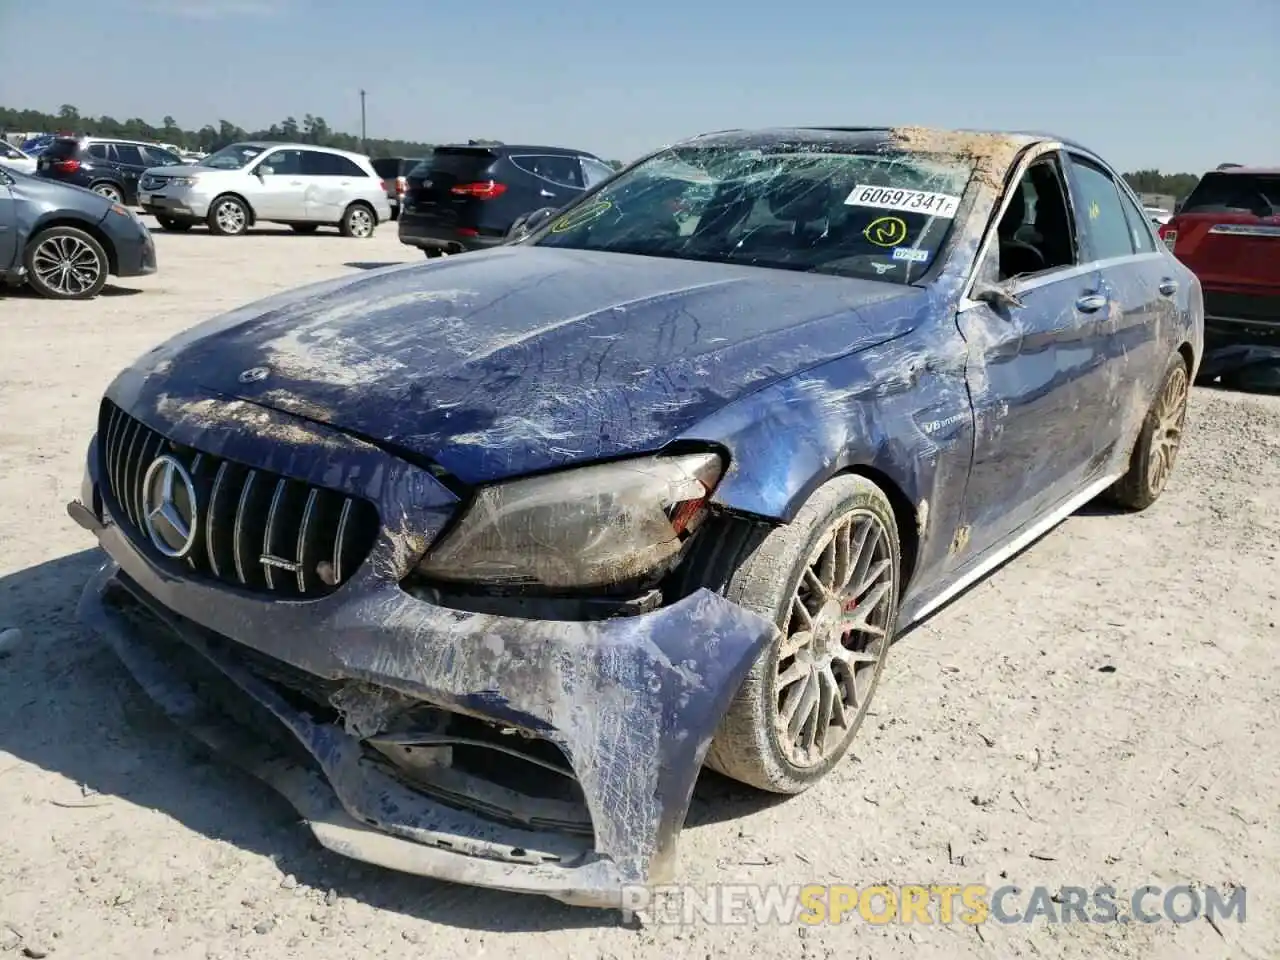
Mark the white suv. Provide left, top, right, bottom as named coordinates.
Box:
left=137, top=141, right=392, bottom=237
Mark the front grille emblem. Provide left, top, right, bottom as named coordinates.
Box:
left=140, top=454, right=199, bottom=559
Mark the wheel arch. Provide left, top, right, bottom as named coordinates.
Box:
left=345, top=198, right=378, bottom=224
left=28, top=216, right=118, bottom=274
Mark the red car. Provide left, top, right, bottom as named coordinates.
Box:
left=1160, top=166, right=1280, bottom=386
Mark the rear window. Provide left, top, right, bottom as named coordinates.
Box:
left=427, top=147, right=498, bottom=178
left=1181, top=172, right=1280, bottom=215
left=44, top=139, right=80, bottom=159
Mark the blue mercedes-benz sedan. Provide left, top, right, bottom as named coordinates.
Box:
left=68, top=126, right=1202, bottom=907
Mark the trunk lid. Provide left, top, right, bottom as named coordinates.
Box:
left=403, top=147, right=501, bottom=227
left=1168, top=170, right=1280, bottom=296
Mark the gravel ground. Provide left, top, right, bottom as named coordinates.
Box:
left=0, top=220, right=1277, bottom=960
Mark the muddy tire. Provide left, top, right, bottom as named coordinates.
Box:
left=207, top=195, right=249, bottom=236
left=1105, top=354, right=1190, bottom=511
left=703, top=474, right=901, bottom=794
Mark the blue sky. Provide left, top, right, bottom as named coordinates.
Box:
left=1, top=0, right=1276, bottom=172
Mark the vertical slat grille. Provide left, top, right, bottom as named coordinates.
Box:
left=96, top=400, right=380, bottom=599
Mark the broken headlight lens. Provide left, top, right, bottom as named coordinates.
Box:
left=415, top=452, right=723, bottom=589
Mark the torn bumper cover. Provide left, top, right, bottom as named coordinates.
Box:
left=76, top=534, right=776, bottom=907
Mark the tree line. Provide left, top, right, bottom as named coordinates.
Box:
left=0, top=104, right=625, bottom=168
left=3, top=105, right=1200, bottom=192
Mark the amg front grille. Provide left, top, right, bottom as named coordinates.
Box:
left=1204, top=291, right=1280, bottom=325
left=99, top=400, right=380, bottom=598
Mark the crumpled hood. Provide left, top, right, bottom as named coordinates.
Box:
left=121, top=246, right=928, bottom=484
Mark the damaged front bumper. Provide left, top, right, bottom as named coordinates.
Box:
left=71, top=460, right=776, bottom=907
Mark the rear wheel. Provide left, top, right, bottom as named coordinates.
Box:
left=290, top=224, right=319, bottom=234
left=339, top=203, right=375, bottom=238
left=207, top=195, right=249, bottom=236
left=156, top=216, right=193, bottom=232
left=91, top=183, right=124, bottom=204
left=1105, top=354, right=1190, bottom=510
left=702, top=474, right=901, bottom=793
left=24, top=226, right=110, bottom=300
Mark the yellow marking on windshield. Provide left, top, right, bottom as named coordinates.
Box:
left=864, top=216, right=909, bottom=247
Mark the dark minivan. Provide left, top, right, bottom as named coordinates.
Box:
left=398, top=143, right=615, bottom=255
left=36, top=137, right=184, bottom=205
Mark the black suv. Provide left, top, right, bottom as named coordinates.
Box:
left=35, top=137, right=185, bottom=205
left=398, top=143, right=615, bottom=255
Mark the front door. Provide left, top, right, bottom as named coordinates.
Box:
left=250, top=148, right=307, bottom=220
left=954, top=148, right=1121, bottom=560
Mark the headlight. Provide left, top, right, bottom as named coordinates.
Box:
left=169, top=177, right=199, bottom=187
left=416, top=452, right=723, bottom=589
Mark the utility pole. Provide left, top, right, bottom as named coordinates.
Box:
left=359, top=89, right=367, bottom=153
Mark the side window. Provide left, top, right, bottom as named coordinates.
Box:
left=87, top=143, right=111, bottom=160
left=260, top=149, right=304, bottom=176
left=301, top=151, right=338, bottom=176
left=581, top=158, right=615, bottom=187
left=112, top=144, right=146, bottom=166
left=1066, top=155, right=1137, bottom=261
left=330, top=154, right=368, bottom=177
left=1115, top=184, right=1158, bottom=254
left=512, top=154, right=584, bottom=188
left=992, top=154, right=1079, bottom=282
left=144, top=146, right=181, bottom=166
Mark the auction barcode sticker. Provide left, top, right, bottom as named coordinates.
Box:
left=844, top=184, right=961, bottom=218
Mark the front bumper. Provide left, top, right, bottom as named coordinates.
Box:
left=69, top=403, right=776, bottom=906
left=109, top=220, right=158, bottom=277
left=138, top=187, right=214, bottom=220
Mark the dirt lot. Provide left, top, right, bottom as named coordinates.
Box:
left=0, top=219, right=1277, bottom=960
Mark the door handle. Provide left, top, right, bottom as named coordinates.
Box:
left=1075, top=293, right=1107, bottom=313
left=1158, top=278, right=1178, bottom=297
left=540, top=189, right=556, bottom=198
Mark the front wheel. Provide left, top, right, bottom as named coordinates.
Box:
left=703, top=474, right=901, bottom=793
left=339, top=203, right=375, bottom=238
left=24, top=226, right=110, bottom=300
left=1104, top=354, right=1190, bottom=510
left=207, top=196, right=249, bottom=236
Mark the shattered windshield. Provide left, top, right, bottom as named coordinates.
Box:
left=530, top=144, right=975, bottom=282
left=200, top=143, right=266, bottom=170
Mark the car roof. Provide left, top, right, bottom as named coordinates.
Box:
left=1209, top=166, right=1280, bottom=175
left=235, top=141, right=370, bottom=160
left=437, top=143, right=600, bottom=158
left=677, top=125, right=1096, bottom=159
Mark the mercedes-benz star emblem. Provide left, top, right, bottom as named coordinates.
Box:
left=140, top=454, right=199, bottom=559
left=238, top=366, right=270, bottom=384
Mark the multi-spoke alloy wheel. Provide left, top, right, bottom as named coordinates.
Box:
left=92, top=183, right=124, bottom=203
left=1107, top=353, right=1191, bottom=511
left=704, top=474, right=902, bottom=794
left=207, top=197, right=249, bottom=236
left=341, top=204, right=375, bottom=238
left=23, top=227, right=109, bottom=300
left=775, top=512, right=894, bottom=767
left=1146, top=363, right=1188, bottom=497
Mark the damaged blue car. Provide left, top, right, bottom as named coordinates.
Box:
left=69, top=126, right=1202, bottom=907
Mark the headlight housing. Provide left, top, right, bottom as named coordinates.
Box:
left=416, top=452, right=723, bottom=589
left=168, top=177, right=200, bottom=187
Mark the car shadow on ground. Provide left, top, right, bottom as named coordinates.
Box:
left=146, top=226, right=378, bottom=239
left=0, top=548, right=786, bottom=932
left=0, top=284, right=143, bottom=299
left=344, top=261, right=407, bottom=271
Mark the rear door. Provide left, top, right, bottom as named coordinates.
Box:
left=509, top=153, right=586, bottom=209
left=1063, top=152, right=1172, bottom=457
left=403, top=146, right=505, bottom=236
left=109, top=142, right=151, bottom=203
left=301, top=150, right=366, bottom=222
left=1167, top=171, right=1280, bottom=306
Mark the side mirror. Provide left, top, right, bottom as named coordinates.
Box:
left=507, top=206, right=557, bottom=241
left=255, top=165, right=271, bottom=179
left=972, top=280, right=1024, bottom=311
